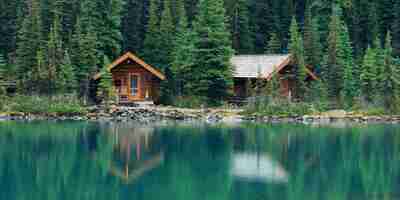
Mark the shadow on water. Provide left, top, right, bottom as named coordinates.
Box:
left=0, top=121, right=400, bottom=200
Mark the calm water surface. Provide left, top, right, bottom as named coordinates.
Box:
left=0, top=121, right=399, bottom=200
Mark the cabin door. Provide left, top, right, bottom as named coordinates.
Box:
left=129, top=74, right=140, bottom=100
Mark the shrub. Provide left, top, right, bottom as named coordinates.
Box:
left=243, top=97, right=329, bottom=117
left=172, top=96, right=207, bottom=108
left=0, top=95, right=87, bottom=115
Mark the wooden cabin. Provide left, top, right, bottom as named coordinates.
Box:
left=94, top=52, right=166, bottom=104
left=230, top=55, right=317, bottom=99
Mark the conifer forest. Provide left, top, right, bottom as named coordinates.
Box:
left=1, top=0, right=400, bottom=111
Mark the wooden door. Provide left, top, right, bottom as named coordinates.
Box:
left=129, top=74, right=141, bottom=100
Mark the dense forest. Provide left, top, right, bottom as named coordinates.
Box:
left=0, top=0, right=400, bottom=110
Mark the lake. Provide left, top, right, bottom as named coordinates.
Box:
left=0, top=121, right=399, bottom=200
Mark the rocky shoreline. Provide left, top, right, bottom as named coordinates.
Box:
left=1, top=107, right=400, bottom=124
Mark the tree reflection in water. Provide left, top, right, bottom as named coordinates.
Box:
left=0, top=121, right=399, bottom=200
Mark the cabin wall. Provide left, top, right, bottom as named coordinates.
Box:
left=232, top=75, right=293, bottom=99
left=111, top=64, right=161, bottom=102
left=233, top=78, right=249, bottom=98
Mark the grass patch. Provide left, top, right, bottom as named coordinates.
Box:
left=0, top=95, right=87, bottom=115
left=172, top=96, right=207, bottom=108
left=243, top=97, right=330, bottom=117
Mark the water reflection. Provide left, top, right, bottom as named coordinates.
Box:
left=0, top=121, right=399, bottom=200
left=107, top=124, right=164, bottom=183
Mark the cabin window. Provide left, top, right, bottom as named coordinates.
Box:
left=130, top=74, right=139, bottom=96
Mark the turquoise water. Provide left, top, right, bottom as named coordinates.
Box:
left=0, top=121, right=399, bottom=199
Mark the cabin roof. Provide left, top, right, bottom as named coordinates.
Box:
left=93, top=52, right=166, bottom=80
left=231, top=54, right=317, bottom=80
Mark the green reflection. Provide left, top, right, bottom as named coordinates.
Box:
left=0, top=121, right=399, bottom=200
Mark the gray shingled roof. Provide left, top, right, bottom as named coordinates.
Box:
left=231, top=55, right=290, bottom=78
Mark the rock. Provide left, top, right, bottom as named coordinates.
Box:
left=207, top=114, right=223, bottom=123
left=321, top=110, right=347, bottom=118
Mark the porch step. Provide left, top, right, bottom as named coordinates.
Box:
left=119, top=101, right=155, bottom=107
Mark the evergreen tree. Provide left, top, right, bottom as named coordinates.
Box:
left=193, top=0, right=234, bottom=104
left=57, top=50, right=77, bottom=93
left=97, top=56, right=114, bottom=105
left=102, top=0, right=123, bottom=60
left=15, top=0, right=43, bottom=93
left=77, top=30, right=98, bottom=103
left=46, top=14, right=63, bottom=95
left=0, top=0, right=19, bottom=57
left=249, top=0, right=278, bottom=53
left=325, top=5, right=351, bottom=101
left=157, top=0, right=177, bottom=104
left=79, top=0, right=106, bottom=63
left=265, top=32, right=281, bottom=54
left=0, top=54, right=6, bottom=95
left=159, top=0, right=175, bottom=68
left=380, top=32, right=399, bottom=111
left=340, top=24, right=358, bottom=107
left=373, top=36, right=385, bottom=94
left=122, top=0, right=145, bottom=52
left=231, top=0, right=253, bottom=54
left=360, top=46, right=377, bottom=103
left=143, top=0, right=163, bottom=68
left=288, top=17, right=307, bottom=100
left=303, top=5, right=322, bottom=69
left=31, top=48, right=46, bottom=94
left=265, top=71, right=281, bottom=99
left=393, top=0, right=400, bottom=57
left=171, top=4, right=197, bottom=96
left=0, top=54, right=7, bottom=81
left=303, top=4, right=314, bottom=65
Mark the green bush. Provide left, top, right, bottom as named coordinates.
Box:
left=172, top=96, right=207, bottom=108
left=0, top=95, right=87, bottom=115
left=243, top=97, right=328, bottom=117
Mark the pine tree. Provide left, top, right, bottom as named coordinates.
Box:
left=143, top=0, right=163, bottom=68
left=122, top=0, right=144, bottom=52
left=193, top=0, right=234, bottom=104
left=77, top=30, right=98, bottom=103
left=265, top=71, right=281, bottom=99
left=46, top=14, right=63, bottom=95
left=303, top=4, right=322, bottom=69
left=380, top=32, right=399, bottom=111
left=15, top=0, right=43, bottom=93
left=57, top=50, right=77, bottom=93
left=360, top=46, right=377, bottom=103
left=0, top=54, right=6, bottom=82
left=340, top=24, right=358, bottom=107
left=97, top=56, right=114, bottom=105
left=171, top=4, right=197, bottom=96
left=288, top=17, right=307, bottom=100
left=325, top=5, right=350, bottom=101
left=303, top=4, right=314, bottom=65
left=0, top=54, right=6, bottom=95
left=373, top=36, right=385, bottom=95
left=79, top=0, right=105, bottom=63
left=31, top=48, right=46, bottom=94
left=393, top=0, right=400, bottom=57
left=0, top=0, right=19, bottom=57
left=265, top=32, right=281, bottom=54
left=231, top=0, right=253, bottom=54
left=102, top=0, right=123, bottom=60
left=159, top=0, right=175, bottom=68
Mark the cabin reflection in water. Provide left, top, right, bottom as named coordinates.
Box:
left=231, top=130, right=289, bottom=184
left=107, top=124, right=164, bottom=184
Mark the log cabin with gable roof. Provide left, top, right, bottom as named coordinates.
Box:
left=93, top=52, right=166, bottom=104
left=231, top=54, right=317, bottom=99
